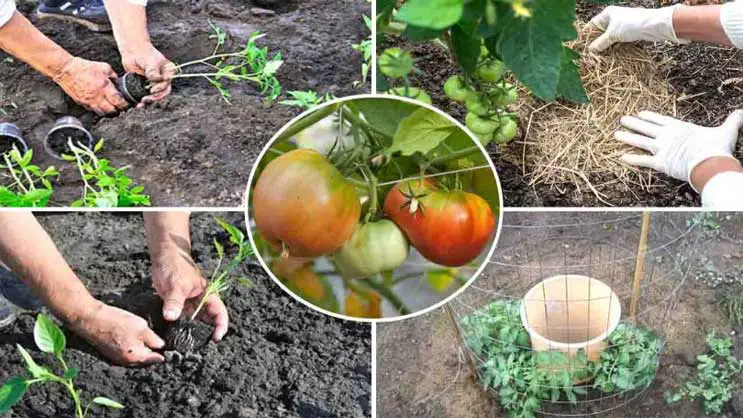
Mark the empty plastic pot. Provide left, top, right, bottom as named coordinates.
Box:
left=0, top=123, right=28, bottom=161
left=43, top=116, right=95, bottom=160
left=520, top=274, right=621, bottom=362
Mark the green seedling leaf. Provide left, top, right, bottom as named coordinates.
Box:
left=213, top=238, right=225, bottom=260
left=94, top=139, right=104, bottom=153
left=16, top=345, right=49, bottom=379
left=388, top=107, right=458, bottom=156
left=0, top=377, right=28, bottom=414
left=396, top=0, right=464, bottom=30
left=34, top=314, right=66, bottom=355
left=63, top=368, right=79, bottom=380
left=236, top=277, right=253, bottom=288
left=91, top=397, right=124, bottom=409
left=215, top=217, right=245, bottom=246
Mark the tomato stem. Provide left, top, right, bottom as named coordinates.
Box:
left=363, top=278, right=410, bottom=315
left=361, top=165, right=378, bottom=223
left=425, top=146, right=480, bottom=167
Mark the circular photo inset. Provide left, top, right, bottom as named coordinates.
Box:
left=245, top=95, right=502, bottom=320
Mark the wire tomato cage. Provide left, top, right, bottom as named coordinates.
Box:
left=446, top=211, right=703, bottom=416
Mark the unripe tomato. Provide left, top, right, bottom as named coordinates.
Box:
left=465, top=112, right=499, bottom=134
left=475, top=60, right=506, bottom=83
left=253, top=149, right=361, bottom=257
left=333, top=220, right=409, bottom=278
left=345, top=289, right=382, bottom=318
left=387, top=87, right=432, bottom=104
left=443, top=75, right=474, bottom=102
left=384, top=179, right=496, bottom=267
left=493, top=117, right=518, bottom=144
left=465, top=97, right=489, bottom=116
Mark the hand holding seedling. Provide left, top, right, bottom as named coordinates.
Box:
left=0, top=213, right=164, bottom=366
left=144, top=212, right=229, bottom=342
left=54, top=57, right=129, bottom=115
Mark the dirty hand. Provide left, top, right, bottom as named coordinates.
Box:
left=53, top=57, right=129, bottom=115
left=615, top=110, right=743, bottom=189
left=588, top=5, right=689, bottom=52
left=151, top=251, right=229, bottom=342
left=70, top=302, right=165, bottom=366
left=121, top=43, right=176, bottom=106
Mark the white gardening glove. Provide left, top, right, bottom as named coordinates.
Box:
left=615, top=110, right=743, bottom=191
left=588, top=5, right=690, bottom=52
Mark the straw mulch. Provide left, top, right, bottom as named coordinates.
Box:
left=512, top=23, right=676, bottom=205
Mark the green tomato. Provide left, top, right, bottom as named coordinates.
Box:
left=475, top=60, right=506, bottom=83
left=493, top=117, right=518, bottom=144
left=333, top=220, right=409, bottom=278
left=489, top=82, right=518, bottom=106
left=475, top=131, right=493, bottom=147
left=387, top=87, right=432, bottom=104
left=465, top=97, right=490, bottom=116
left=378, top=48, right=415, bottom=79
left=443, top=75, right=474, bottom=102
left=465, top=112, right=499, bottom=134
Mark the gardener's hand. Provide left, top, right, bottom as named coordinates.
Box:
left=53, top=57, right=129, bottom=115
left=151, top=252, right=229, bottom=342
left=615, top=110, right=743, bottom=190
left=71, top=302, right=165, bottom=366
left=588, top=5, right=690, bottom=52
left=121, top=43, right=176, bottom=106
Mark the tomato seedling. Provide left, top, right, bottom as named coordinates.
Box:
left=0, top=314, right=124, bottom=418
left=63, top=139, right=151, bottom=208
left=190, top=218, right=253, bottom=320
left=0, top=146, right=58, bottom=207
left=352, top=14, right=372, bottom=88
left=280, top=90, right=333, bottom=110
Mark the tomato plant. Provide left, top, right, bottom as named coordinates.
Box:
left=249, top=96, right=501, bottom=318
left=253, top=148, right=361, bottom=257
left=384, top=179, right=496, bottom=267
left=377, top=0, right=590, bottom=146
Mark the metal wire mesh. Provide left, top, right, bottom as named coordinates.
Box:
left=448, top=212, right=702, bottom=416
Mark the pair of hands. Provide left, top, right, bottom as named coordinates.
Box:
left=590, top=5, right=743, bottom=191
left=69, top=251, right=228, bottom=366
left=54, top=44, right=175, bottom=115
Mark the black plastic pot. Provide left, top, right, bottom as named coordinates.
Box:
left=163, top=318, right=214, bottom=353
left=115, top=72, right=149, bottom=105
left=0, top=123, right=28, bottom=161
left=43, top=116, right=95, bottom=160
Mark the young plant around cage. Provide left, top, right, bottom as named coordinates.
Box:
left=0, top=314, right=124, bottom=418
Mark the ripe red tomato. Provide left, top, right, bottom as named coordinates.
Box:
left=383, top=179, right=496, bottom=267
left=253, top=149, right=361, bottom=257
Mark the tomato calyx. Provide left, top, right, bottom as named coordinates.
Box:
left=397, top=181, right=429, bottom=216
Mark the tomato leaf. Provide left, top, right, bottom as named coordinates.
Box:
left=388, top=108, right=458, bottom=157
left=404, top=25, right=442, bottom=41
left=0, top=377, right=28, bottom=414
left=352, top=98, right=419, bottom=139
left=34, top=314, right=66, bottom=355
left=498, top=0, right=577, bottom=101
left=395, top=0, right=464, bottom=30
left=16, top=345, right=49, bottom=379
left=556, top=46, right=589, bottom=104
left=451, top=21, right=480, bottom=74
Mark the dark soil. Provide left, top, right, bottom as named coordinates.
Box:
left=45, top=126, right=92, bottom=158
left=0, top=0, right=368, bottom=206
left=116, top=73, right=149, bottom=105
left=0, top=212, right=371, bottom=418
left=0, top=135, right=26, bottom=157
left=377, top=212, right=743, bottom=417
left=380, top=0, right=739, bottom=207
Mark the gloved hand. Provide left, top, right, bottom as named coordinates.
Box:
left=615, top=110, right=743, bottom=190
left=588, top=5, right=690, bottom=52
left=121, top=43, right=176, bottom=106
left=53, top=57, right=129, bottom=115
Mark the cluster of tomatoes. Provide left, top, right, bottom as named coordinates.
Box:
left=444, top=51, right=519, bottom=146
left=252, top=149, right=497, bottom=282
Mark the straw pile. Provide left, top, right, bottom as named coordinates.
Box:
left=512, top=23, right=676, bottom=204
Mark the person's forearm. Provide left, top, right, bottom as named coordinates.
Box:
left=0, top=12, right=73, bottom=80
left=143, top=212, right=192, bottom=260
left=672, top=5, right=732, bottom=46
left=0, top=213, right=98, bottom=324
left=104, top=0, right=152, bottom=56
left=691, top=156, right=743, bottom=192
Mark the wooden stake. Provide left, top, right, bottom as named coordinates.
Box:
left=630, top=212, right=651, bottom=324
